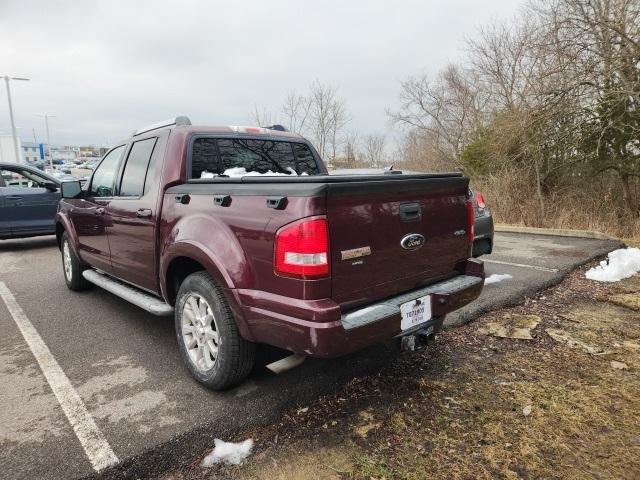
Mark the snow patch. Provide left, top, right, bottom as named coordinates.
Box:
left=585, top=247, right=640, bottom=282
left=223, top=167, right=308, bottom=177
left=201, top=438, right=254, bottom=467
left=484, top=274, right=513, bottom=285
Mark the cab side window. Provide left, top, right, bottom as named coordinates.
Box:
left=118, top=138, right=157, bottom=197
left=89, top=145, right=125, bottom=197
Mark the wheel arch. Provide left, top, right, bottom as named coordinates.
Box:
left=55, top=213, right=79, bottom=254
left=162, top=246, right=254, bottom=341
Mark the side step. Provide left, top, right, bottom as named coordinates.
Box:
left=82, top=270, right=174, bottom=316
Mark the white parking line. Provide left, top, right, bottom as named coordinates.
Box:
left=483, top=259, right=559, bottom=273
left=0, top=282, right=118, bottom=472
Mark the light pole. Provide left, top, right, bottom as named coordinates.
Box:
left=1, top=75, right=30, bottom=163
left=37, top=114, right=56, bottom=169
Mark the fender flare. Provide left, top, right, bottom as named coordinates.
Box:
left=161, top=241, right=256, bottom=341
left=55, top=213, right=80, bottom=256
left=161, top=240, right=235, bottom=293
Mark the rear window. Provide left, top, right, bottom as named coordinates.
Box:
left=190, top=138, right=319, bottom=178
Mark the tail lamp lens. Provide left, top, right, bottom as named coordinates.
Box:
left=275, top=218, right=330, bottom=278
left=475, top=191, right=486, bottom=209
left=466, top=199, right=475, bottom=244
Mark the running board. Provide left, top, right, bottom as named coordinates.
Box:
left=82, top=270, right=174, bottom=316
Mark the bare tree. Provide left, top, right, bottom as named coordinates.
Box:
left=389, top=64, right=481, bottom=166
left=329, top=100, right=349, bottom=162
left=249, top=104, right=274, bottom=126
left=341, top=132, right=360, bottom=167
left=307, top=80, right=350, bottom=160
left=362, top=133, right=387, bottom=167
left=282, top=92, right=312, bottom=134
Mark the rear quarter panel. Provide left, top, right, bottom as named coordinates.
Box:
left=159, top=191, right=329, bottom=301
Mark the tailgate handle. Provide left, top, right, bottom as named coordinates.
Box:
left=266, top=196, right=287, bottom=210
left=213, top=195, right=231, bottom=207
left=400, top=203, right=421, bottom=222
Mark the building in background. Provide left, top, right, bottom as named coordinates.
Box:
left=21, top=141, right=42, bottom=163
left=0, top=135, right=107, bottom=165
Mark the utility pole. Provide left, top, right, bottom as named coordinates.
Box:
left=37, top=114, right=56, bottom=169
left=1, top=75, right=30, bottom=163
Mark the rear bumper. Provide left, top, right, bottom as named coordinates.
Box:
left=474, top=213, right=494, bottom=240
left=233, top=259, right=484, bottom=358
left=473, top=214, right=494, bottom=256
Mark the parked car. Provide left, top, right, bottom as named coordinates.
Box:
left=26, top=159, right=47, bottom=171
left=470, top=190, right=494, bottom=257
left=0, top=162, right=61, bottom=240
left=78, top=159, right=100, bottom=170
left=56, top=116, right=484, bottom=389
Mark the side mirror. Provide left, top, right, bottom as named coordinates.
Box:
left=43, top=181, right=58, bottom=191
left=61, top=180, right=82, bottom=199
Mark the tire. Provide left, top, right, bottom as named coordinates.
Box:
left=175, top=271, right=255, bottom=390
left=61, top=232, right=91, bottom=291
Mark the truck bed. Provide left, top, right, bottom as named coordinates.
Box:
left=164, top=172, right=471, bottom=310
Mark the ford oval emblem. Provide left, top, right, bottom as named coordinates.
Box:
left=400, top=233, right=426, bottom=250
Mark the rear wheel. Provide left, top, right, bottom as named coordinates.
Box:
left=61, top=232, right=90, bottom=291
left=175, top=271, right=255, bottom=390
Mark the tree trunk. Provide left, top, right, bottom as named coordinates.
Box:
left=620, top=173, right=639, bottom=218
left=534, top=155, right=545, bottom=225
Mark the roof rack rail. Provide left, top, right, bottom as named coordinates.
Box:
left=133, top=116, right=191, bottom=136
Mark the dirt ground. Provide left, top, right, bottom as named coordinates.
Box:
left=165, top=263, right=640, bottom=480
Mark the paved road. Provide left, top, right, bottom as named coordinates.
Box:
left=0, top=233, right=621, bottom=479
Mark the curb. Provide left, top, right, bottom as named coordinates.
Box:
left=494, top=224, right=620, bottom=241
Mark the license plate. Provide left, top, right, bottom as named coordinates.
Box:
left=400, top=295, right=432, bottom=330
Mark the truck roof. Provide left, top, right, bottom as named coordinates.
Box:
left=130, top=116, right=304, bottom=141
left=174, top=125, right=305, bottom=141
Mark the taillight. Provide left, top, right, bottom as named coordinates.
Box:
left=274, top=217, right=330, bottom=279
left=475, top=191, right=486, bottom=209
left=466, top=199, right=475, bottom=244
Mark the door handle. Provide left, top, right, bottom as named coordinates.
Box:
left=7, top=195, right=22, bottom=200
left=136, top=208, right=152, bottom=218
left=95, top=207, right=105, bottom=215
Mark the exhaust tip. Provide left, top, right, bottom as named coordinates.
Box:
left=265, top=354, right=306, bottom=374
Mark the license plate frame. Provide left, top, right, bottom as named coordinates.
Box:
left=400, top=295, right=432, bottom=331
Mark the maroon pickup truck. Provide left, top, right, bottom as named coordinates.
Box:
left=56, top=116, right=484, bottom=389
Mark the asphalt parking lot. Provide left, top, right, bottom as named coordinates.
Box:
left=0, top=232, right=622, bottom=480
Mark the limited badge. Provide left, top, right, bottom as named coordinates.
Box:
left=341, top=246, right=372, bottom=260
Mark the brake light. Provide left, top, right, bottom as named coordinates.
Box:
left=475, top=191, right=486, bottom=209
left=275, top=218, right=330, bottom=279
left=229, top=125, right=266, bottom=134
left=466, top=199, right=475, bottom=244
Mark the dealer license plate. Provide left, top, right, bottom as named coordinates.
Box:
left=400, top=295, right=432, bottom=331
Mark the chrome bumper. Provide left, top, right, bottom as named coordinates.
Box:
left=340, top=274, right=483, bottom=330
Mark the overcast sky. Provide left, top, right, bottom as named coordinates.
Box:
left=0, top=0, right=523, bottom=148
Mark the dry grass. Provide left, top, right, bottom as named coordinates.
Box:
left=473, top=172, right=640, bottom=242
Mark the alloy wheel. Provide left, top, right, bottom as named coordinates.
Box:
left=181, top=293, right=220, bottom=373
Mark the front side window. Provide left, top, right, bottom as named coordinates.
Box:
left=190, top=138, right=319, bottom=178
left=0, top=168, right=49, bottom=188
left=119, top=138, right=157, bottom=197
left=89, top=145, right=125, bottom=197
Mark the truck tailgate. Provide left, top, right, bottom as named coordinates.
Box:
left=326, top=175, right=470, bottom=308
